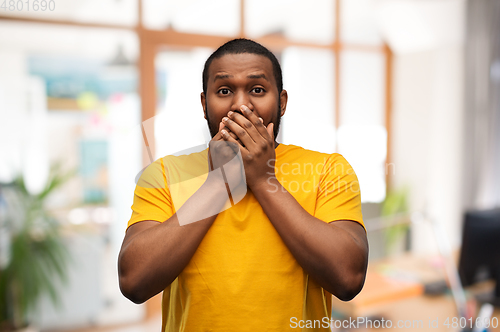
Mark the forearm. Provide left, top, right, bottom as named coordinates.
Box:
left=118, top=175, right=230, bottom=303
left=251, top=177, right=368, bottom=300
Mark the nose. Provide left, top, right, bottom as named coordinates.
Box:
left=231, top=90, right=253, bottom=113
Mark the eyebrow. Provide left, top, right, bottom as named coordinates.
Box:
left=247, top=73, right=268, bottom=81
left=213, top=73, right=269, bottom=82
left=214, top=74, right=233, bottom=82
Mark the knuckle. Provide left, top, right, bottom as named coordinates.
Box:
left=245, top=154, right=254, bottom=161
left=237, top=129, right=246, bottom=137
left=243, top=121, right=253, bottom=129
left=260, top=142, right=268, bottom=150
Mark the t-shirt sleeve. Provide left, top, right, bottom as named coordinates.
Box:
left=314, top=153, right=364, bottom=230
left=127, top=158, right=174, bottom=230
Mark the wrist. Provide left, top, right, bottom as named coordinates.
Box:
left=250, top=175, right=282, bottom=196
left=204, top=170, right=230, bottom=194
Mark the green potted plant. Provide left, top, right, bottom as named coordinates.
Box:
left=381, top=186, right=410, bottom=256
left=0, top=166, right=73, bottom=331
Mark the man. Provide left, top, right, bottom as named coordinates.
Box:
left=118, top=39, right=368, bottom=331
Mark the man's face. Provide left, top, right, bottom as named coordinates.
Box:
left=201, top=53, right=287, bottom=139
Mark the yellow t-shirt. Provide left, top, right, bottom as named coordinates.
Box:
left=128, top=144, right=364, bottom=332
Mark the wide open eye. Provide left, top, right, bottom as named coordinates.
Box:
left=252, top=87, right=265, bottom=94
left=218, top=88, right=231, bottom=95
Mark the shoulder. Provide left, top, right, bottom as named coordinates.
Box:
left=162, top=146, right=208, bottom=166
left=135, top=147, right=209, bottom=188
left=161, top=148, right=209, bottom=183
left=277, top=144, right=353, bottom=170
left=135, top=158, right=165, bottom=189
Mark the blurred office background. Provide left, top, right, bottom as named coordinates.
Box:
left=0, top=0, right=499, bottom=331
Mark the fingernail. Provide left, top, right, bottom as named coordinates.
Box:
left=221, top=130, right=228, bottom=137
left=240, top=105, right=250, bottom=113
left=227, top=111, right=233, bottom=117
left=222, top=117, right=228, bottom=122
left=259, top=117, right=263, bottom=123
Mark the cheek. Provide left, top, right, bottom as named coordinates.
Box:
left=209, top=95, right=233, bottom=109
left=252, top=97, right=279, bottom=119
left=207, top=99, right=227, bottom=118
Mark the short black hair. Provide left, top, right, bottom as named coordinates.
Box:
left=202, top=38, right=283, bottom=95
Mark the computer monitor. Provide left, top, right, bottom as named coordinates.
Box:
left=458, top=208, right=500, bottom=306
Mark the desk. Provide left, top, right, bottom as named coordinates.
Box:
left=361, top=293, right=500, bottom=332
left=331, top=254, right=500, bottom=331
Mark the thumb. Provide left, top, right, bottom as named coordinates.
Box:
left=267, top=123, right=274, bottom=140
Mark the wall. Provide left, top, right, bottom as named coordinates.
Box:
left=388, top=0, right=465, bottom=252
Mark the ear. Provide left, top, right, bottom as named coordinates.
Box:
left=201, top=92, right=207, bottom=120
left=279, top=89, right=288, bottom=117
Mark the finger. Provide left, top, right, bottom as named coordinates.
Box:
left=222, top=125, right=238, bottom=141
left=212, top=131, right=223, bottom=141
left=212, top=131, right=222, bottom=141
left=227, top=111, right=257, bottom=144
left=221, top=125, right=243, bottom=146
left=214, top=118, right=237, bottom=139
left=221, top=129, right=246, bottom=154
left=240, top=105, right=270, bottom=140
left=212, top=121, right=230, bottom=142
left=222, top=115, right=256, bottom=149
left=267, top=123, right=274, bottom=141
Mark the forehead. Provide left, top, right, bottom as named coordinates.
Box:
left=208, top=53, right=275, bottom=83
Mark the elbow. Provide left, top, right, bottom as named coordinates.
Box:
left=118, top=256, right=150, bottom=304
left=334, top=242, right=369, bottom=301
left=332, top=270, right=367, bottom=302
left=335, top=280, right=364, bottom=301
left=118, top=250, right=172, bottom=304
left=119, top=274, right=149, bottom=304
